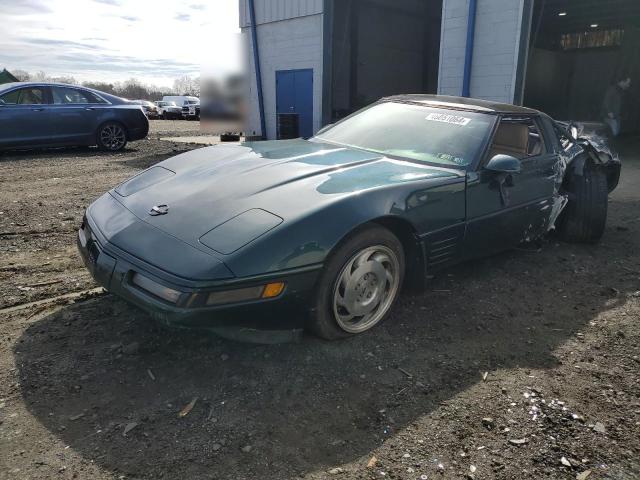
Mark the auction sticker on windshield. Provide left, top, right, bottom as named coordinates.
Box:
left=425, top=113, right=471, bottom=126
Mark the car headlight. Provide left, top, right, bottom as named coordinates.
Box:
left=199, top=209, right=283, bottom=254
left=132, top=273, right=182, bottom=303
left=115, top=166, right=175, bottom=197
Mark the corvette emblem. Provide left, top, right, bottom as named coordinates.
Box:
left=149, top=204, right=169, bottom=216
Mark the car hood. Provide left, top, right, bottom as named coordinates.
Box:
left=110, top=138, right=461, bottom=254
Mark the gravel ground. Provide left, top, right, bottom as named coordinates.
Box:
left=0, top=124, right=639, bottom=480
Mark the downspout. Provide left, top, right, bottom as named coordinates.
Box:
left=248, top=0, right=266, bottom=139
left=462, top=0, right=477, bottom=97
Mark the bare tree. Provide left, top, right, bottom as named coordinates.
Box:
left=172, top=75, right=200, bottom=96
left=83, top=81, right=117, bottom=95
left=12, top=69, right=31, bottom=81
left=11, top=70, right=199, bottom=101
left=32, top=71, right=49, bottom=82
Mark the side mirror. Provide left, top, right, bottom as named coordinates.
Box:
left=484, top=154, right=521, bottom=174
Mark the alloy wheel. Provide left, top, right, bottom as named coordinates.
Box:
left=100, top=124, right=126, bottom=151
left=332, top=245, right=401, bottom=333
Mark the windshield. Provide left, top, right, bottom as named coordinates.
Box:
left=315, top=102, right=496, bottom=167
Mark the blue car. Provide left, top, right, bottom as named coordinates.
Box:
left=0, top=82, right=149, bottom=151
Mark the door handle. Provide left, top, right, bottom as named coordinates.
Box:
left=85, top=107, right=96, bottom=111
left=31, top=107, right=45, bottom=111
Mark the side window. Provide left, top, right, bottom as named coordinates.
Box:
left=0, top=87, right=46, bottom=105
left=52, top=87, right=103, bottom=104
left=488, top=117, right=546, bottom=160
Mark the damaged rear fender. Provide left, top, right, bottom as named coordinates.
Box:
left=561, top=123, right=621, bottom=193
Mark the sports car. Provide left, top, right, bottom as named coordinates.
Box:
left=78, top=95, right=621, bottom=340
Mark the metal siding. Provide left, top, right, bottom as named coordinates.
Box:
left=239, top=0, right=247, bottom=28
left=240, top=0, right=323, bottom=27
left=242, top=14, right=323, bottom=139
left=438, top=0, right=526, bottom=104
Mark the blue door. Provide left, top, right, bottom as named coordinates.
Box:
left=276, top=69, right=313, bottom=139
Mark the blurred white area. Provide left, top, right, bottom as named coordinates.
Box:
left=201, top=33, right=246, bottom=135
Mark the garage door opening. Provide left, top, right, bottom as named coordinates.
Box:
left=524, top=0, right=640, bottom=133
left=326, top=0, right=442, bottom=123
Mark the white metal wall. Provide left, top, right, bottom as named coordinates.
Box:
left=438, top=0, right=527, bottom=103
left=239, top=0, right=323, bottom=27
left=242, top=12, right=324, bottom=139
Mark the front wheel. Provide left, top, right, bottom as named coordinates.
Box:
left=97, top=122, right=127, bottom=151
left=556, top=166, right=608, bottom=243
left=308, top=225, right=405, bottom=340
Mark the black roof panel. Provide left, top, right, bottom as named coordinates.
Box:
left=383, top=94, right=541, bottom=115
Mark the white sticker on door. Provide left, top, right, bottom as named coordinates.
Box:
left=425, top=113, right=471, bottom=126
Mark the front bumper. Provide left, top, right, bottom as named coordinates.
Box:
left=128, top=123, right=149, bottom=141
left=182, top=108, right=200, bottom=118
left=77, top=213, right=321, bottom=331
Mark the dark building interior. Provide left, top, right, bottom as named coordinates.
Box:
left=327, top=0, right=442, bottom=122
left=524, top=0, right=640, bottom=132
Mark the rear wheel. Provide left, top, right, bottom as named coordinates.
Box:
left=97, top=122, right=127, bottom=151
left=557, top=166, right=608, bottom=243
left=308, top=225, right=404, bottom=340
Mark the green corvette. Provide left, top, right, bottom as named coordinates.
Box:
left=78, top=95, right=621, bottom=340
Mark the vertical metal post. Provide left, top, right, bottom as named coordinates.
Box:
left=248, top=0, right=266, bottom=139
left=462, top=0, right=477, bottom=97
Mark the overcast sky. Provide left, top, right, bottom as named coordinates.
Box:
left=0, top=0, right=241, bottom=88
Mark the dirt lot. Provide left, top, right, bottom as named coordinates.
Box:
left=0, top=123, right=639, bottom=480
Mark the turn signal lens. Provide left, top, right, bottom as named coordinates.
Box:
left=262, top=282, right=285, bottom=299
left=199, top=282, right=287, bottom=307
left=206, top=286, right=264, bottom=306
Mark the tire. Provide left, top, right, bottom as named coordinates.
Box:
left=557, top=166, right=608, bottom=243
left=97, top=122, right=128, bottom=151
left=220, top=133, right=240, bottom=142
left=308, top=224, right=405, bottom=340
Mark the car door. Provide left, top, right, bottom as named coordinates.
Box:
left=0, top=86, right=54, bottom=147
left=49, top=86, right=103, bottom=143
left=464, top=115, right=559, bottom=257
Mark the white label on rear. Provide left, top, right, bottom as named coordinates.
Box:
left=426, top=113, right=471, bottom=126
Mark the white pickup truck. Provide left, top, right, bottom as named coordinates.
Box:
left=154, top=101, right=182, bottom=120
left=161, top=95, right=200, bottom=121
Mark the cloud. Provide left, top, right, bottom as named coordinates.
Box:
left=20, top=38, right=103, bottom=51
left=1, top=0, right=241, bottom=86
left=1, top=0, right=52, bottom=14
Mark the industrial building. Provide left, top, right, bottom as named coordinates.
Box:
left=240, top=0, right=640, bottom=139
